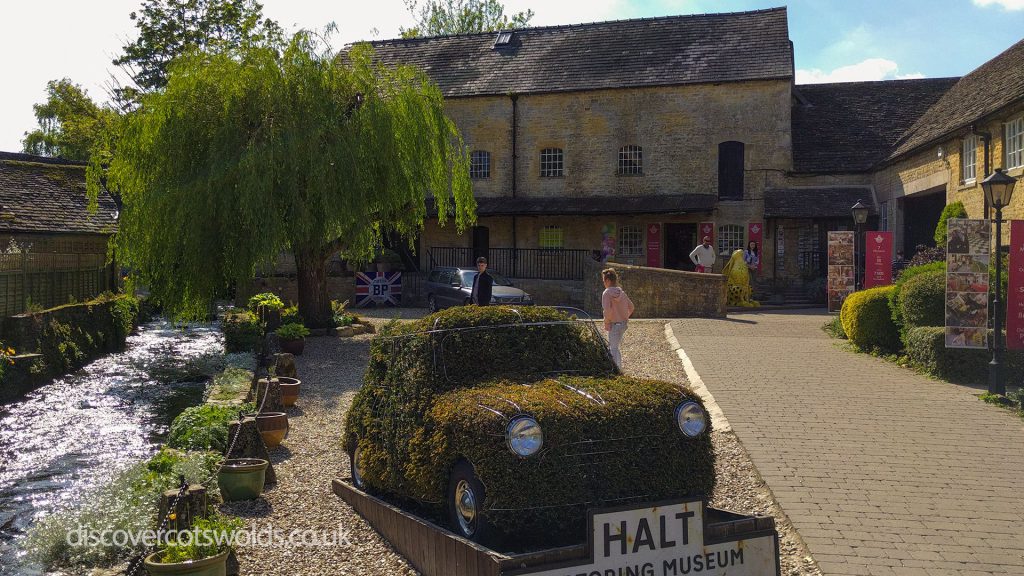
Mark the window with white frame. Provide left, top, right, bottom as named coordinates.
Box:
left=717, top=224, right=744, bottom=256
left=618, top=225, right=643, bottom=257
left=880, top=201, right=888, bottom=231
left=1006, top=116, right=1024, bottom=169
left=470, top=150, right=491, bottom=179
left=962, top=136, right=977, bottom=182
left=540, top=148, right=564, bottom=177
left=539, top=225, right=563, bottom=249
left=618, top=145, right=642, bottom=175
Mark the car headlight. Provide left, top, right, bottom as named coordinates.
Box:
left=675, top=401, right=707, bottom=437
left=506, top=416, right=543, bottom=457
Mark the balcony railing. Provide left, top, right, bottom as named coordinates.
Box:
left=428, top=247, right=592, bottom=280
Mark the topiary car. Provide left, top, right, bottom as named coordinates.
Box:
left=342, top=306, right=715, bottom=547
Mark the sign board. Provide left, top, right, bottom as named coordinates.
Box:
left=1008, top=220, right=1024, bottom=350
left=355, top=272, right=402, bottom=307
left=699, top=222, right=714, bottom=245
left=601, top=224, right=617, bottom=263
left=647, top=224, right=662, bottom=268
left=747, top=222, right=763, bottom=274
left=513, top=499, right=778, bottom=576
left=864, top=231, right=893, bottom=288
left=945, top=218, right=990, bottom=349
left=827, top=231, right=855, bottom=313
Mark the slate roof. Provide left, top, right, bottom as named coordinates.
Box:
left=429, top=194, right=716, bottom=217
left=792, top=78, right=958, bottom=173
left=0, top=152, right=119, bottom=235
left=367, top=8, right=793, bottom=97
left=764, top=187, right=875, bottom=219
left=889, top=38, right=1024, bottom=161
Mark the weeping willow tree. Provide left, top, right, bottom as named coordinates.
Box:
left=95, top=32, right=474, bottom=326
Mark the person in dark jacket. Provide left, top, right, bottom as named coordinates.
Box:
left=470, top=257, right=493, bottom=306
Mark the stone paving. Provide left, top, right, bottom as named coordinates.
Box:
left=668, top=310, right=1024, bottom=576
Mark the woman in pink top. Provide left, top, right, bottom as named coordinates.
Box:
left=601, top=268, right=635, bottom=370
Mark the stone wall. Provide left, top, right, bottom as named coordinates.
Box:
left=582, top=260, right=726, bottom=318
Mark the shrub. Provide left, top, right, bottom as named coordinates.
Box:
left=934, top=201, right=967, bottom=245
left=275, top=322, right=310, bottom=340
left=841, top=286, right=900, bottom=352
left=247, top=292, right=283, bottom=313
left=281, top=305, right=302, bottom=325
left=903, top=327, right=1024, bottom=386
left=889, top=261, right=945, bottom=330
left=897, top=270, right=945, bottom=331
left=222, top=310, right=261, bottom=353
left=907, top=244, right=945, bottom=268
left=167, top=402, right=255, bottom=453
left=822, top=315, right=847, bottom=339
left=155, top=514, right=242, bottom=564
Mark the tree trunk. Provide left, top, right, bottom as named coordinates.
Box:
left=295, top=249, right=333, bottom=328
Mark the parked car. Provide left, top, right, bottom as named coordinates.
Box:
left=343, top=306, right=715, bottom=547
left=424, top=266, right=534, bottom=312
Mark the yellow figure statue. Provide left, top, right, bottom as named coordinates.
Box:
left=721, top=249, right=759, bottom=307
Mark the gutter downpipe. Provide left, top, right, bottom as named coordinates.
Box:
left=511, top=93, right=518, bottom=277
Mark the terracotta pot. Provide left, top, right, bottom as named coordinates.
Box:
left=144, top=548, right=229, bottom=576
left=280, top=337, right=305, bottom=355
left=254, top=411, right=288, bottom=448
left=217, top=458, right=268, bottom=501
left=276, top=377, right=301, bottom=407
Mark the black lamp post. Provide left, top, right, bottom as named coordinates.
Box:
left=981, top=168, right=1017, bottom=396
left=851, top=201, right=870, bottom=290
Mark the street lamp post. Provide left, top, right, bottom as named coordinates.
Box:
left=981, top=168, right=1017, bottom=396
left=851, top=201, right=870, bottom=290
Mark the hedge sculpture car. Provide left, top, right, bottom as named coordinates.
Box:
left=342, top=306, right=715, bottom=547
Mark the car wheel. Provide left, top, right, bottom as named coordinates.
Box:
left=447, top=460, right=491, bottom=542
left=427, top=294, right=438, bottom=312
left=350, top=445, right=366, bottom=490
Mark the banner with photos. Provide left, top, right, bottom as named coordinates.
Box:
left=827, top=231, right=855, bottom=313
left=945, top=218, right=990, bottom=349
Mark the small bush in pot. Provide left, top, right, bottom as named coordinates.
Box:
left=247, top=292, right=284, bottom=330
left=275, top=323, right=310, bottom=355
left=144, top=514, right=242, bottom=575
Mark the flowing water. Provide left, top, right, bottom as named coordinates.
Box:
left=0, top=320, right=223, bottom=573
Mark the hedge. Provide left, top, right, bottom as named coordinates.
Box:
left=889, top=261, right=945, bottom=331
left=904, top=327, right=1024, bottom=386
left=841, top=286, right=900, bottom=352
left=897, top=270, right=945, bottom=334
left=934, top=201, right=967, bottom=246
left=344, top=306, right=714, bottom=546
left=222, top=309, right=262, bottom=353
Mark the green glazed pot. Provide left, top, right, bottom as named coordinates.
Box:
left=144, top=548, right=229, bottom=576
left=217, top=458, right=268, bottom=501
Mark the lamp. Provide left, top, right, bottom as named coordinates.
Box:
left=980, top=167, right=1017, bottom=396
left=851, top=201, right=869, bottom=290
left=851, top=201, right=869, bottom=225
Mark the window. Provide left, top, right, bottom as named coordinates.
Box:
left=540, top=148, right=564, bottom=177
left=618, top=225, right=643, bottom=257
left=718, top=141, right=745, bottom=200
left=880, top=201, right=888, bottom=231
left=962, top=136, right=977, bottom=182
left=717, top=224, right=744, bottom=256
left=1006, top=116, right=1024, bottom=169
left=539, top=225, right=563, bottom=249
left=470, top=151, right=491, bottom=179
left=618, top=145, right=643, bottom=175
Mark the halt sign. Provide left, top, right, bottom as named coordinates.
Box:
left=512, top=499, right=779, bottom=576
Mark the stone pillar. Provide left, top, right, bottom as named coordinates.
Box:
left=226, top=416, right=276, bottom=485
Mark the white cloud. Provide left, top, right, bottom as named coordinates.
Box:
left=796, top=58, right=925, bottom=84
left=973, top=0, right=1024, bottom=10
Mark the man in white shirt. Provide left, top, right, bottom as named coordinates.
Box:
left=689, top=236, right=716, bottom=272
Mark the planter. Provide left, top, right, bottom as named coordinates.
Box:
left=144, top=548, right=229, bottom=576
left=280, top=337, right=305, bottom=355
left=217, top=458, right=269, bottom=501
left=276, top=377, right=301, bottom=407
left=260, top=307, right=283, bottom=332
left=253, top=411, right=288, bottom=448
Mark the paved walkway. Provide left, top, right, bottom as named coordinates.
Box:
left=669, top=310, right=1024, bottom=576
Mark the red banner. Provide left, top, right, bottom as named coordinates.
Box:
left=699, top=222, right=714, bottom=245
left=747, top=222, right=763, bottom=274
left=646, top=223, right=661, bottom=268
left=1008, top=220, right=1024, bottom=350
left=864, top=231, right=893, bottom=288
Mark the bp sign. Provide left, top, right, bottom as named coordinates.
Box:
left=511, top=499, right=779, bottom=576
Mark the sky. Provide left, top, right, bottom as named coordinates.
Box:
left=1, top=0, right=1023, bottom=153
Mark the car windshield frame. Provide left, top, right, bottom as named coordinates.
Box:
left=459, top=270, right=512, bottom=287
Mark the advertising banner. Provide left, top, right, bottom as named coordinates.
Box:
left=601, top=224, right=616, bottom=263
left=747, top=222, right=763, bottom=274
left=945, top=218, right=990, bottom=349
left=699, top=222, right=715, bottom=245
left=647, top=223, right=662, bottom=268
left=827, top=231, right=855, bottom=313
left=355, top=272, right=402, bottom=307
left=864, top=231, right=893, bottom=288
left=1008, top=220, right=1024, bottom=350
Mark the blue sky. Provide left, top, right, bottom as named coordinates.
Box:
left=1, top=0, right=1023, bottom=152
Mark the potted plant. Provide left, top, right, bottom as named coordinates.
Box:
left=217, top=458, right=269, bottom=501
left=275, top=322, right=309, bottom=355
left=247, top=292, right=284, bottom=331
left=144, top=514, right=242, bottom=575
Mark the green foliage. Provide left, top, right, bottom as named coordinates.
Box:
left=222, top=310, right=262, bottom=353
left=155, top=514, right=242, bottom=564
left=331, top=299, right=356, bottom=327
left=822, top=315, right=847, bottom=339
left=247, top=292, right=284, bottom=312
left=97, top=33, right=474, bottom=325
left=934, top=201, right=967, bottom=246
left=21, top=79, right=119, bottom=161
left=841, top=286, right=901, bottom=352
left=206, top=364, right=255, bottom=402
left=275, top=322, right=309, bottom=340
left=168, top=402, right=255, bottom=452
left=897, top=270, right=945, bottom=332
left=110, top=294, right=140, bottom=342
left=903, top=326, right=1024, bottom=386
left=281, top=304, right=302, bottom=325
left=400, top=0, right=534, bottom=38
left=889, top=261, right=945, bottom=331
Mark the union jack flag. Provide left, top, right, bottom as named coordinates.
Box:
left=355, top=272, right=402, bottom=307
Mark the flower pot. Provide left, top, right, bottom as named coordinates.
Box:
left=217, top=458, right=268, bottom=501
left=276, top=377, right=300, bottom=407
left=280, top=337, right=304, bottom=355
left=261, top=307, right=283, bottom=332
left=144, top=548, right=229, bottom=576
left=254, top=411, right=288, bottom=448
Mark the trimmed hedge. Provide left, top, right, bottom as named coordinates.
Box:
left=905, top=327, right=1024, bottom=386
left=222, top=310, right=261, bottom=353
left=934, top=201, right=967, bottom=246
left=889, top=261, right=945, bottom=331
left=344, top=305, right=713, bottom=545
left=897, top=270, right=945, bottom=332
left=841, top=286, right=900, bottom=352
